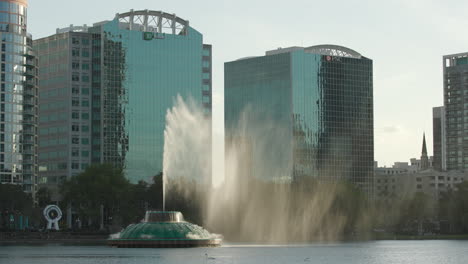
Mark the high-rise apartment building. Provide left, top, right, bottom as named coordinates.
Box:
left=34, top=10, right=211, bottom=194
left=443, top=53, right=468, bottom=171
left=0, top=0, right=38, bottom=196
left=433, top=106, right=446, bottom=171
left=225, top=45, right=374, bottom=196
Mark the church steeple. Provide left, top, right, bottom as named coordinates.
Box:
left=421, top=133, right=429, bottom=170
left=422, top=133, right=428, bottom=156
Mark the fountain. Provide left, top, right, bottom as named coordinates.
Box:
left=109, top=96, right=221, bottom=247
left=108, top=211, right=222, bottom=248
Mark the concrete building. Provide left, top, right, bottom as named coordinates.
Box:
left=375, top=169, right=467, bottom=201
left=34, top=10, right=212, bottom=197
left=0, top=0, right=38, bottom=197
left=225, top=45, right=374, bottom=196
left=433, top=106, right=446, bottom=171
left=443, top=52, right=468, bottom=171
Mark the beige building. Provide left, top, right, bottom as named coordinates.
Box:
left=375, top=169, right=467, bottom=201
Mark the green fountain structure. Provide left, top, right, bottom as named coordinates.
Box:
left=108, top=211, right=222, bottom=248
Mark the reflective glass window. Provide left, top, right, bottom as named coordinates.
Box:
left=0, top=13, right=8, bottom=23
left=0, top=2, right=8, bottom=11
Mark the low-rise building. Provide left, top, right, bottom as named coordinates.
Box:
left=374, top=169, right=467, bottom=201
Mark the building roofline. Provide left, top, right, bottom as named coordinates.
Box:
left=305, top=44, right=362, bottom=59
left=115, top=9, right=189, bottom=35
left=443, top=52, right=468, bottom=58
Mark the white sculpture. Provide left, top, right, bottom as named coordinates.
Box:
left=43, top=205, right=62, bottom=231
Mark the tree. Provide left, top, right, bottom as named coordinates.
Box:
left=0, top=184, right=33, bottom=212
left=398, top=192, right=433, bottom=234
left=36, top=187, right=52, bottom=208
left=439, top=181, right=468, bottom=233
left=0, top=184, right=33, bottom=229
left=60, top=164, right=130, bottom=229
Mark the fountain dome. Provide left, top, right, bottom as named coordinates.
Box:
left=108, top=211, right=222, bottom=248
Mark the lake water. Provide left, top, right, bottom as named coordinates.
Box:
left=1, top=241, right=468, bottom=264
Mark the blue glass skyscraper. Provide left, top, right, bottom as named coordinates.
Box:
left=225, top=45, right=373, bottom=196
left=35, top=10, right=211, bottom=193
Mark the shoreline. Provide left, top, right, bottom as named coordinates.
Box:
left=1, top=232, right=468, bottom=245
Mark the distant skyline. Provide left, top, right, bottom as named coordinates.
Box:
left=29, top=0, right=468, bottom=168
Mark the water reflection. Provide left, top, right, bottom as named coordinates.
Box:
left=1, top=241, right=467, bottom=264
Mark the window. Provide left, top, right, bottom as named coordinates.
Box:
left=81, top=138, right=89, bottom=145
left=82, top=125, right=89, bottom=132
left=72, top=137, right=79, bottom=144
left=72, top=87, right=79, bottom=95
left=71, top=124, right=79, bottom=132
left=82, top=113, right=89, bottom=119
left=82, top=63, right=90, bottom=70
left=82, top=38, right=89, bottom=45
left=72, top=112, right=79, bottom=119
left=71, top=162, right=79, bottom=169
left=72, top=62, right=80, bottom=70
left=72, top=48, right=80, bottom=57
left=72, top=37, right=80, bottom=45
left=71, top=149, right=79, bottom=157
left=82, top=75, right=89, bottom=82
left=72, top=74, right=79, bottom=82
left=72, top=99, right=79, bottom=106
left=81, top=151, right=89, bottom=157
left=82, top=88, right=89, bottom=95
left=82, top=49, right=90, bottom=57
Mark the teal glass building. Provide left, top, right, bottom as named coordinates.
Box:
left=35, top=10, right=211, bottom=192
left=225, top=45, right=373, bottom=196
left=0, top=0, right=38, bottom=196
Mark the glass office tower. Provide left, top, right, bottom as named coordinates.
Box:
left=225, top=45, right=373, bottom=196
left=35, top=10, right=211, bottom=192
left=0, top=0, right=38, bottom=196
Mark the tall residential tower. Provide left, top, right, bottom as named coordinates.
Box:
left=34, top=10, right=211, bottom=197
left=225, top=45, right=374, bottom=196
left=0, top=0, right=38, bottom=197
left=443, top=53, right=468, bottom=171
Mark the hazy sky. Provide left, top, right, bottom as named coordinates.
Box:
left=29, top=0, right=468, bottom=168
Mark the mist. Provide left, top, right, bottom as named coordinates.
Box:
left=163, top=96, right=372, bottom=243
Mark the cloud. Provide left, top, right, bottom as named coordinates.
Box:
left=381, top=125, right=401, bottom=134
left=378, top=125, right=405, bottom=135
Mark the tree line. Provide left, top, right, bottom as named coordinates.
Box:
left=2, top=164, right=468, bottom=239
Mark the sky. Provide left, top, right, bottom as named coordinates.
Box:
left=28, top=0, right=468, bottom=168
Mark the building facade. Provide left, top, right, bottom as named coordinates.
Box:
left=0, top=0, right=38, bottom=197
left=433, top=106, right=446, bottom=171
left=374, top=169, right=467, bottom=201
left=34, top=10, right=211, bottom=194
left=443, top=53, right=468, bottom=171
left=225, top=45, right=374, bottom=196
